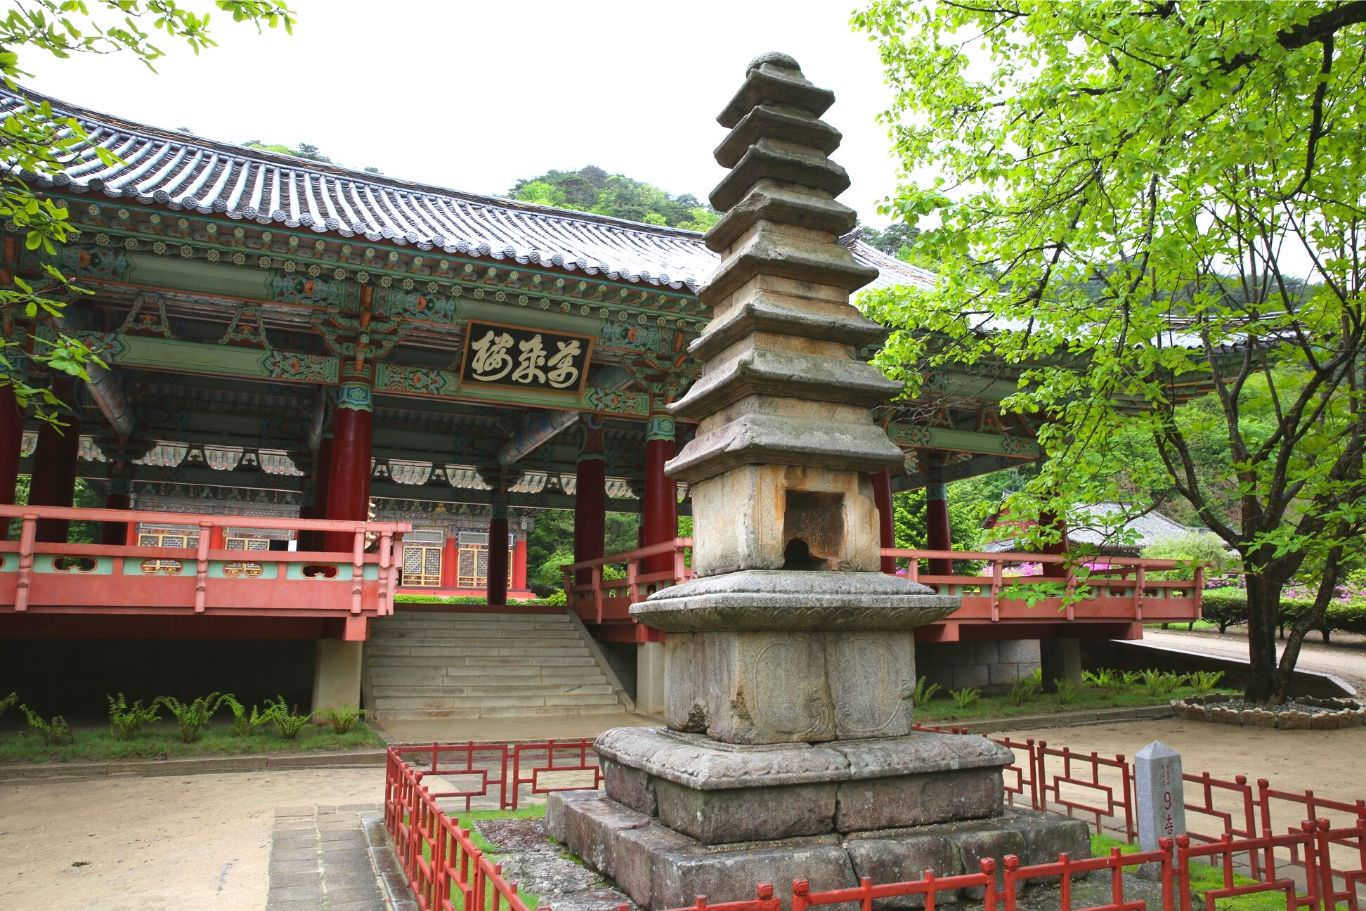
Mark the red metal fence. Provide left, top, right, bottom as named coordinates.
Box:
left=386, top=730, right=1366, bottom=911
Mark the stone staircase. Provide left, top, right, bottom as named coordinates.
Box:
left=362, top=611, right=632, bottom=720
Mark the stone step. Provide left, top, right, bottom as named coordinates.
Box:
left=362, top=609, right=630, bottom=720
left=371, top=683, right=616, bottom=698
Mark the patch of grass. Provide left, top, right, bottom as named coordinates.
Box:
left=1091, top=834, right=1305, bottom=911
left=917, top=682, right=1237, bottom=723
left=0, top=719, right=383, bottom=763
left=413, top=806, right=545, bottom=910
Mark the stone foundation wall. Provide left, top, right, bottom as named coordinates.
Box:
left=0, top=639, right=315, bottom=719
left=915, top=639, right=1040, bottom=691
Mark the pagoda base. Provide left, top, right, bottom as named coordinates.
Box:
left=548, top=791, right=1089, bottom=909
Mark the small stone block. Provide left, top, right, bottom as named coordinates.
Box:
left=653, top=778, right=837, bottom=844
left=545, top=789, right=600, bottom=842
left=652, top=837, right=856, bottom=911
left=845, top=834, right=962, bottom=908
left=603, top=757, right=657, bottom=815
left=835, top=769, right=1002, bottom=832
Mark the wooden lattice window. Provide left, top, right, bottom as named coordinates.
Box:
left=455, top=530, right=513, bottom=590
left=402, top=528, right=445, bottom=588
left=136, top=523, right=198, bottom=575
left=225, top=535, right=271, bottom=551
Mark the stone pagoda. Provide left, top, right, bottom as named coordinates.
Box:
left=548, top=53, right=1087, bottom=908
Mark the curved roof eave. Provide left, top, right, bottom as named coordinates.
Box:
left=3, top=86, right=937, bottom=296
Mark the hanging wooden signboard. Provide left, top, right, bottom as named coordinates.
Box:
left=459, top=320, right=593, bottom=395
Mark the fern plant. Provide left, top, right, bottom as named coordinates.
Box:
left=950, top=687, right=981, bottom=709
left=222, top=696, right=272, bottom=737
left=107, top=693, right=160, bottom=740
left=20, top=704, right=74, bottom=745
left=264, top=696, right=312, bottom=739
left=1053, top=678, right=1079, bottom=706
left=318, top=705, right=365, bottom=735
left=911, top=676, right=942, bottom=707
left=1082, top=668, right=1123, bottom=688
left=1187, top=670, right=1225, bottom=694
left=156, top=692, right=229, bottom=743
left=1007, top=677, right=1039, bottom=707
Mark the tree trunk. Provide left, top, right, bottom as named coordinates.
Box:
left=1243, top=573, right=1282, bottom=703
left=1274, top=545, right=1344, bottom=703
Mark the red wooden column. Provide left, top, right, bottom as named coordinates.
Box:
left=1040, top=510, right=1068, bottom=578
left=29, top=376, right=81, bottom=542
left=322, top=368, right=374, bottom=553
left=440, top=529, right=458, bottom=590
left=301, top=431, right=333, bottom=552
left=925, top=481, right=953, bottom=576
left=511, top=535, right=528, bottom=592
left=486, top=485, right=510, bottom=607
left=869, top=468, right=896, bottom=574
left=574, top=417, right=606, bottom=584
left=0, top=382, right=21, bottom=539
left=100, top=457, right=133, bottom=545
left=641, top=413, right=677, bottom=575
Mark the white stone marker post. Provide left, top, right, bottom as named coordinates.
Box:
left=1136, top=740, right=1186, bottom=858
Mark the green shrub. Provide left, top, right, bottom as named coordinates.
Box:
left=156, top=692, right=229, bottom=743
left=0, top=691, right=16, bottom=717
left=20, top=704, right=74, bottom=745
left=912, top=676, right=942, bottom=707
left=1200, top=587, right=1366, bottom=639
left=1007, top=677, right=1039, bottom=706
left=1082, top=668, right=1124, bottom=688
left=107, top=693, right=160, bottom=740
left=393, top=592, right=570, bottom=608
left=950, top=687, right=981, bottom=709
left=318, top=705, right=365, bottom=735
left=264, top=696, right=312, bottom=739
left=1054, top=678, right=1079, bottom=705
left=1187, top=670, right=1225, bottom=694
left=222, top=696, right=273, bottom=737
left=1138, top=669, right=1185, bottom=698
left=1142, top=532, right=1237, bottom=580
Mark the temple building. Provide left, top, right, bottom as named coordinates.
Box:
left=0, top=87, right=1200, bottom=721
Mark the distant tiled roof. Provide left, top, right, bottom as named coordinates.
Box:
left=3, top=87, right=932, bottom=295
left=985, top=503, right=1204, bottom=554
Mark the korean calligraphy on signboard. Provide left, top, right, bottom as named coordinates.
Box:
left=460, top=321, right=593, bottom=395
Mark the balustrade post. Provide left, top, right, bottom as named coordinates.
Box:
left=193, top=520, right=211, bottom=612
left=351, top=525, right=365, bottom=615
left=15, top=513, right=35, bottom=611
left=1135, top=565, right=1146, bottom=621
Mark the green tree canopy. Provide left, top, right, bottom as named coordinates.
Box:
left=508, top=166, right=718, bottom=231
left=854, top=0, right=1366, bottom=702
left=0, top=1, right=295, bottom=421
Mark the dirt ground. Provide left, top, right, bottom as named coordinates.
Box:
left=0, top=767, right=383, bottom=911
left=2, top=716, right=1363, bottom=911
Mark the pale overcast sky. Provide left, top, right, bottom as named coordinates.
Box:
left=20, top=0, right=904, bottom=227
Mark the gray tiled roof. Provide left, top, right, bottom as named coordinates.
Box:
left=4, top=87, right=933, bottom=294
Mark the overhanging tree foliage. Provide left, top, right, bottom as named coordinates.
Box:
left=854, top=0, right=1365, bottom=702
left=0, top=1, right=295, bottom=422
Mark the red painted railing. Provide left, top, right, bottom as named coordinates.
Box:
left=0, top=504, right=409, bottom=639
left=563, top=541, right=1201, bottom=637
left=385, top=729, right=1366, bottom=911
